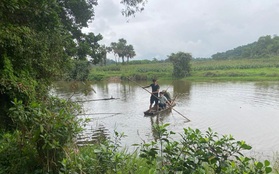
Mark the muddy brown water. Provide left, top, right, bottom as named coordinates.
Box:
left=52, top=80, right=279, bottom=158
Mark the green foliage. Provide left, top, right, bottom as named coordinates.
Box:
left=98, top=45, right=109, bottom=66
left=66, top=60, right=91, bottom=81
left=88, top=72, right=106, bottom=81
left=96, top=66, right=121, bottom=72
left=188, top=57, right=279, bottom=81
left=129, top=59, right=154, bottom=64
left=136, top=67, right=169, bottom=73
left=90, top=57, right=279, bottom=81
left=0, top=97, right=83, bottom=173
left=2, top=119, right=273, bottom=173
left=0, top=131, right=39, bottom=174
left=212, top=35, right=279, bottom=59
left=192, top=57, right=279, bottom=71
left=77, top=33, right=104, bottom=64
left=60, top=131, right=151, bottom=174
left=138, top=124, right=272, bottom=174
left=168, top=52, right=192, bottom=78
left=0, top=0, right=101, bottom=171
left=0, top=55, right=38, bottom=130
left=89, top=63, right=173, bottom=81
left=0, top=0, right=103, bottom=130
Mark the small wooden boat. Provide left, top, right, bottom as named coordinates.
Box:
left=144, top=102, right=176, bottom=116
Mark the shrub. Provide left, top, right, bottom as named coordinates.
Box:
left=60, top=131, right=152, bottom=174
left=138, top=124, right=272, bottom=174
left=88, top=73, right=106, bottom=81
left=0, top=131, right=39, bottom=174
left=66, top=60, right=91, bottom=81
left=0, top=97, right=83, bottom=173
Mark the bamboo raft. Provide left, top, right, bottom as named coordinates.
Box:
left=144, top=102, right=176, bottom=116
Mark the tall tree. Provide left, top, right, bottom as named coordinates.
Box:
left=126, top=44, right=136, bottom=62
left=98, top=45, right=109, bottom=66
left=117, top=38, right=128, bottom=64
left=168, top=52, right=192, bottom=78
left=110, top=42, right=119, bottom=63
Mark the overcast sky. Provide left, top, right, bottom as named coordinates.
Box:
left=83, top=0, right=279, bottom=60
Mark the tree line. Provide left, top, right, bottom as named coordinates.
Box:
left=212, top=35, right=279, bottom=59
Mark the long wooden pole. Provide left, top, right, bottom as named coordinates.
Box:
left=75, top=97, right=120, bottom=102
left=127, top=77, right=190, bottom=122
left=165, top=85, right=171, bottom=92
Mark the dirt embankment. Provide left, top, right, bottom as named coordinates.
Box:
left=108, top=77, right=122, bottom=82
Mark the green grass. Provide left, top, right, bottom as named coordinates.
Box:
left=89, top=57, right=279, bottom=81
left=89, top=62, right=173, bottom=80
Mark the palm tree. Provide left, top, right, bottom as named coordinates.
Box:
left=126, top=45, right=136, bottom=62
left=110, top=38, right=136, bottom=64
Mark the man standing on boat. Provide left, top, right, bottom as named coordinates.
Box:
left=143, top=79, right=160, bottom=112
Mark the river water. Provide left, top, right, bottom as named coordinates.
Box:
left=53, top=80, right=279, bottom=158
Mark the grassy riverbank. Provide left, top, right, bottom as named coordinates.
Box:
left=89, top=57, right=279, bottom=81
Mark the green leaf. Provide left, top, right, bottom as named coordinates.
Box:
left=256, top=161, right=263, bottom=169
left=40, top=125, right=44, bottom=133
left=265, top=167, right=272, bottom=173
left=94, top=149, right=102, bottom=153
left=264, top=160, right=270, bottom=166
left=161, top=138, right=169, bottom=143
left=231, top=161, right=236, bottom=168
left=243, top=157, right=251, bottom=163
left=170, top=131, right=176, bottom=135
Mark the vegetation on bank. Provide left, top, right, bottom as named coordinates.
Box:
left=89, top=56, right=279, bottom=81
left=59, top=124, right=274, bottom=174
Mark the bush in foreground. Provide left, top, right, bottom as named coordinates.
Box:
left=139, top=124, right=272, bottom=174
left=0, top=97, right=83, bottom=173
left=60, top=124, right=272, bottom=174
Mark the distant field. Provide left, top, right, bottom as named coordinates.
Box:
left=89, top=62, right=173, bottom=81
left=89, top=57, right=279, bottom=81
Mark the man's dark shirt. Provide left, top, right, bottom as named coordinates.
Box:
left=150, top=84, right=159, bottom=95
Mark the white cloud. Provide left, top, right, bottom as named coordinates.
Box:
left=83, top=0, right=279, bottom=59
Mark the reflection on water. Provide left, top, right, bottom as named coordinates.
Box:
left=52, top=80, right=279, bottom=157
left=51, top=81, right=95, bottom=100
left=77, top=123, right=109, bottom=145
left=147, top=110, right=174, bottom=141
left=172, top=80, right=191, bottom=106
left=173, top=80, right=191, bottom=94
